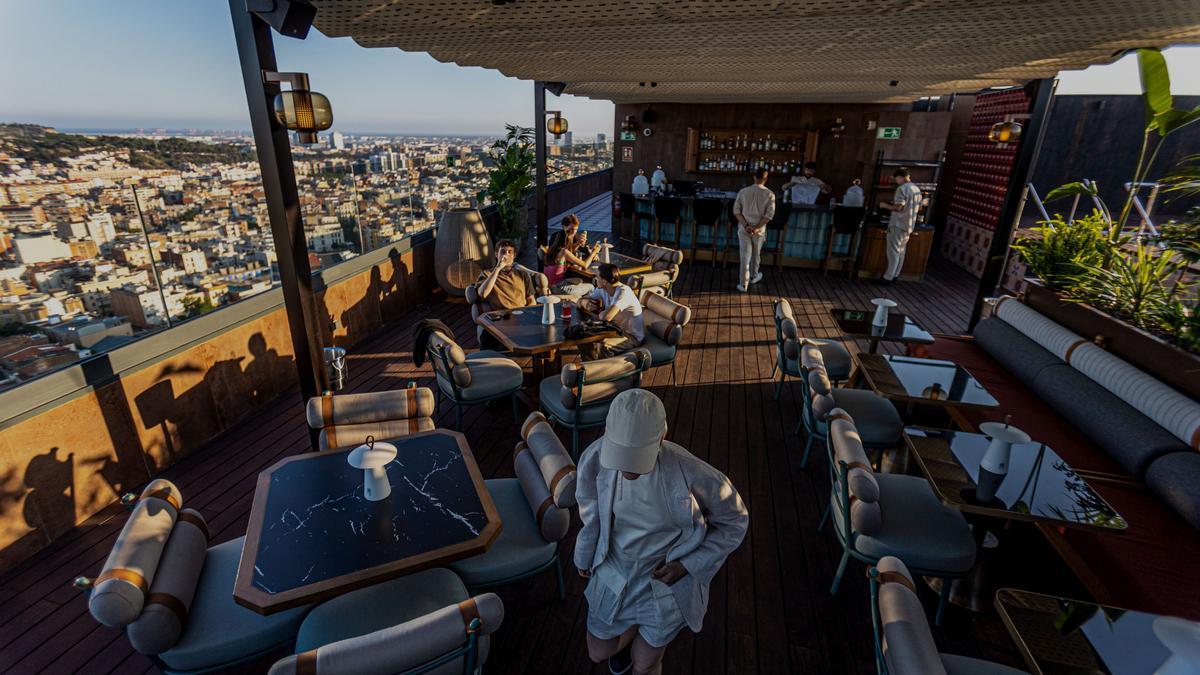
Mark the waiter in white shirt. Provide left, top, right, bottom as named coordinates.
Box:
left=632, top=169, right=650, bottom=196
left=876, top=167, right=924, bottom=285
left=651, top=165, right=668, bottom=192
left=732, top=167, right=775, bottom=292
left=781, top=162, right=830, bottom=206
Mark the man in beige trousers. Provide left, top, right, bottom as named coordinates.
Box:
left=732, top=167, right=775, bottom=292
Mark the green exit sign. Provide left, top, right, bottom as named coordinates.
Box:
left=877, top=126, right=902, bottom=139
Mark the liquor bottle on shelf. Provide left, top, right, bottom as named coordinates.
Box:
left=765, top=134, right=773, bottom=151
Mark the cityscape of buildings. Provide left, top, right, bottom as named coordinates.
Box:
left=0, top=124, right=612, bottom=391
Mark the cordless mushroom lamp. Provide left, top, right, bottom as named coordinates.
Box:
left=976, top=416, right=1031, bottom=503
left=347, top=436, right=397, bottom=502
left=870, top=297, right=897, bottom=327
left=265, top=71, right=332, bottom=144
left=537, top=295, right=561, bottom=325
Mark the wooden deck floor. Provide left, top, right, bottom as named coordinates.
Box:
left=0, top=258, right=1027, bottom=675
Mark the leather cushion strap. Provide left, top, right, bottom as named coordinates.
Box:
left=146, top=592, right=188, bottom=624
left=408, top=417, right=421, bottom=434
left=325, top=425, right=338, bottom=449
left=96, top=568, right=148, bottom=595
left=534, top=496, right=554, bottom=530
left=547, top=465, right=575, bottom=496
left=1063, top=338, right=1088, bottom=364
left=320, top=395, right=334, bottom=427
left=177, top=511, right=210, bottom=541
left=457, top=597, right=480, bottom=628
left=404, top=390, right=417, bottom=418
left=876, top=570, right=917, bottom=594
left=144, top=488, right=181, bottom=512
left=296, top=649, right=318, bottom=675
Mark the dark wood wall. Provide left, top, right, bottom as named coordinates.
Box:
left=611, top=102, right=953, bottom=198
left=1028, top=94, right=1200, bottom=219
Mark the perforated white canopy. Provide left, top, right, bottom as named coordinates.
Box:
left=311, top=0, right=1200, bottom=102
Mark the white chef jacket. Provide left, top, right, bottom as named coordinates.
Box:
left=789, top=176, right=824, bottom=205
left=652, top=169, right=667, bottom=190
left=891, top=181, right=924, bottom=231
left=632, top=174, right=650, bottom=196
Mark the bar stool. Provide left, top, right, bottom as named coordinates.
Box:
left=618, top=191, right=651, bottom=252
left=762, top=202, right=791, bottom=270
left=653, top=196, right=683, bottom=248
left=823, top=205, right=866, bottom=277
left=718, top=199, right=740, bottom=268
left=689, top=197, right=724, bottom=265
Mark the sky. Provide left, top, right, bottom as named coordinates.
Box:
left=0, top=1, right=1198, bottom=136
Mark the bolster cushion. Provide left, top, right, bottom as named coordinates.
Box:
left=829, top=411, right=882, bottom=535
left=775, top=298, right=795, bottom=323
left=876, top=556, right=948, bottom=675
left=560, top=351, right=643, bottom=392
left=1145, top=452, right=1200, bottom=531
left=645, top=311, right=684, bottom=346
left=995, top=296, right=1087, bottom=361
left=306, top=388, right=436, bottom=429
left=270, top=594, right=504, bottom=675
left=1031, top=364, right=1187, bottom=477
left=635, top=270, right=674, bottom=290
left=127, top=509, right=210, bottom=655
left=519, top=412, right=577, bottom=508
left=1070, top=342, right=1200, bottom=450
left=429, top=332, right=471, bottom=387
left=972, top=317, right=1061, bottom=385
left=643, top=292, right=691, bottom=327
left=89, top=479, right=183, bottom=627
left=319, top=418, right=436, bottom=450
left=513, top=444, right=571, bottom=542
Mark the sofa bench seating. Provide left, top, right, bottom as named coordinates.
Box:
left=926, top=326, right=1200, bottom=620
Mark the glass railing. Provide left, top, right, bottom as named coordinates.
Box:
left=0, top=129, right=613, bottom=399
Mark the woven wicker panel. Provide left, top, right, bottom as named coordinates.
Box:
left=311, top=1, right=1200, bottom=102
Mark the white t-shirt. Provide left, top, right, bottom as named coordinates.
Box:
left=788, top=176, right=824, bottom=205
left=632, top=175, right=650, bottom=196
left=588, top=284, right=645, bottom=343
left=890, top=181, right=924, bottom=230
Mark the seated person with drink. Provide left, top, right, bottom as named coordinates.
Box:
left=545, top=215, right=602, bottom=296
left=578, top=263, right=645, bottom=360
left=476, top=238, right=537, bottom=309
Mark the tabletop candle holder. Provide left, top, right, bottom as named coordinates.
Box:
left=976, top=416, right=1031, bottom=503
left=870, top=297, right=897, bottom=327
left=537, top=295, right=560, bottom=325
left=347, top=435, right=397, bottom=502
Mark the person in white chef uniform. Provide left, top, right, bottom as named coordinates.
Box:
left=876, top=166, right=925, bottom=286
left=651, top=165, right=668, bottom=192
left=632, top=168, right=650, bottom=196
left=576, top=389, right=749, bottom=675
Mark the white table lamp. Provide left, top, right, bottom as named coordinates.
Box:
left=976, top=416, right=1031, bottom=503
left=871, top=298, right=897, bottom=327
left=537, top=295, right=560, bottom=325
left=347, top=436, right=398, bottom=502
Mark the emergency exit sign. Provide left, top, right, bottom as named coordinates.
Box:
left=877, top=126, right=902, bottom=139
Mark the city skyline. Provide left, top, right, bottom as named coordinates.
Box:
left=2, top=2, right=1198, bottom=136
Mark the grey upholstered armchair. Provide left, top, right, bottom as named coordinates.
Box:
left=628, top=243, right=683, bottom=297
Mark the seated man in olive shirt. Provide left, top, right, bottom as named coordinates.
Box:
left=476, top=239, right=536, bottom=310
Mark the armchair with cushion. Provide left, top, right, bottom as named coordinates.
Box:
left=271, top=570, right=503, bottom=675
left=868, top=557, right=1026, bottom=675
left=426, top=331, right=525, bottom=430
left=629, top=243, right=683, bottom=297
left=539, top=349, right=650, bottom=457
left=822, top=411, right=976, bottom=626
left=638, top=289, right=691, bottom=385
left=772, top=298, right=852, bottom=396
left=305, top=385, right=436, bottom=451
left=465, top=264, right=550, bottom=346
left=449, top=412, right=575, bottom=599
left=78, top=479, right=312, bottom=674
left=796, top=344, right=902, bottom=469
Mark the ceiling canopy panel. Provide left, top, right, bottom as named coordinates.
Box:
left=311, top=0, right=1200, bottom=102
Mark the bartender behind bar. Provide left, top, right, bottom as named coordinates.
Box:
left=782, top=162, right=830, bottom=206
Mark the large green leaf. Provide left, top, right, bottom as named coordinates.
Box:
left=1138, top=48, right=1173, bottom=129
left=1152, top=107, right=1200, bottom=136
left=1044, top=181, right=1098, bottom=202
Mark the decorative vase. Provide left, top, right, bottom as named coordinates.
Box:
left=347, top=436, right=398, bottom=502
left=976, top=420, right=1031, bottom=503
left=871, top=298, right=897, bottom=327
left=435, top=208, right=492, bottom=297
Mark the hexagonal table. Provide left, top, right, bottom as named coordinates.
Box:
left=234, top=429, right=501, bottom=614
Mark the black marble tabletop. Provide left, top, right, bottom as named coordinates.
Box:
left=476, top=305, right=614, bottom=354
left=830, top=308, right=935, bottom=345
left=906, top=427, right=1127, bottom=530
left=996, top=588, right=1185, bottom=674
left=862, top=354, right=999, bottom=409
left=244, top=431, right=494, bottom=603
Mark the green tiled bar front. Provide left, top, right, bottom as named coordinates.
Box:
left=635, top=197, right=857, bottom=262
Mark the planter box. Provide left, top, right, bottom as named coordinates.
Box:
left=1023, top=279, right=1200, bottom=400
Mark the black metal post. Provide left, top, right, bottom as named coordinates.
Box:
left=229, top=0, right=327, bottom=433
left=534, top=81, right=549, bottom=253
left=968, top=77, right=1057, bottom=331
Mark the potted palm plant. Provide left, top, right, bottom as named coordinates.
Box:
left=484, top=124, right=535, bottom=241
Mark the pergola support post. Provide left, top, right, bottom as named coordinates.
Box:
left=534, top=81, right=549, bottom=254
left=968, top=77, right=1058, bottom=331
left=229, top=0, right=327, bottom=449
